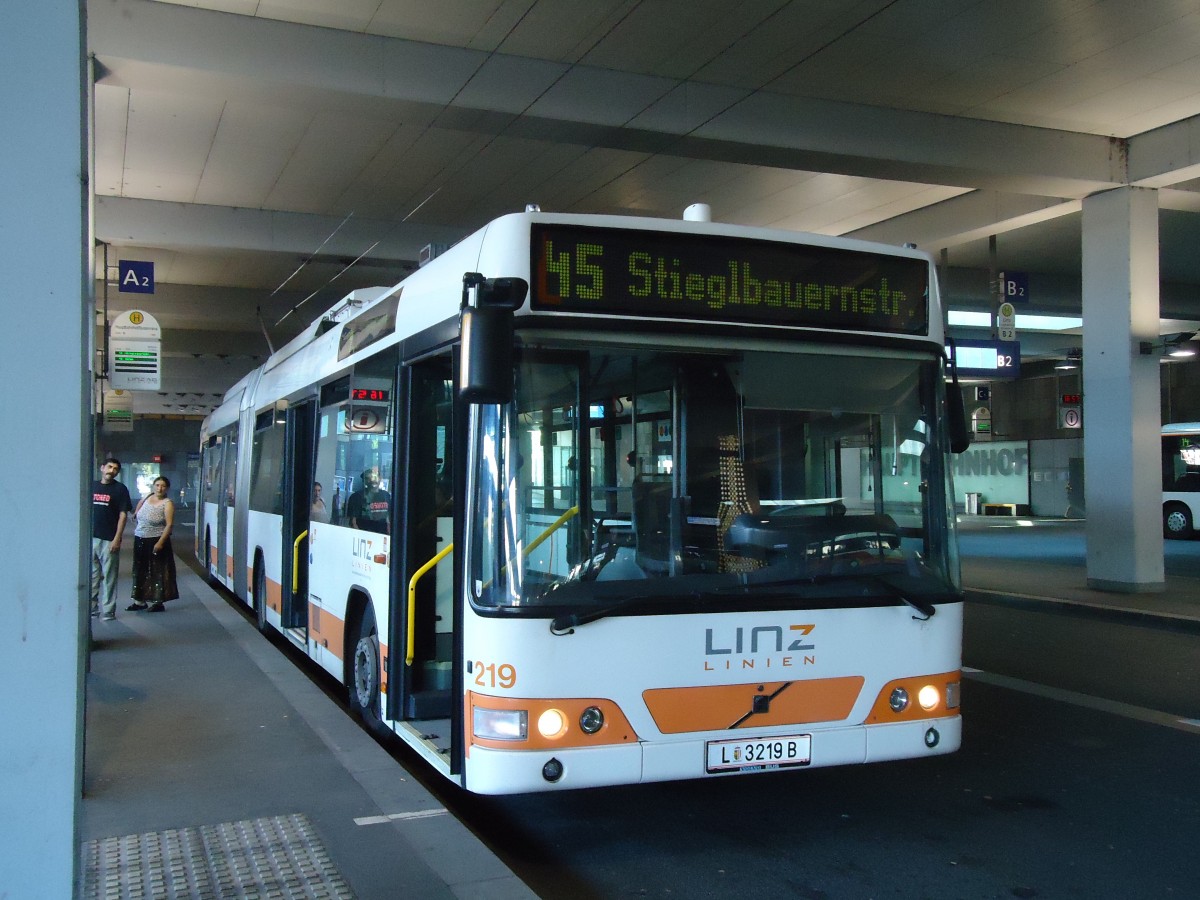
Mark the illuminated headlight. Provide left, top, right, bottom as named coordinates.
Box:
left=918, top=684, right=941, bottom=711
left=889, top=687, right=909, bottom=713
left=473, top=707, right=527, bottom=741
left=537, top=708, right=567, bottom=739
left=579, top=706, right=605, bottom=735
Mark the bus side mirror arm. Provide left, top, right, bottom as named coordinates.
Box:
left=458, top=272, right=528, bottom=404
left=945, top=338, right=972, bottom=454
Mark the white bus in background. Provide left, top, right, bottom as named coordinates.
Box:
left=1163, top=422, right=1200, bottom=539
left=198, top=208, right=970, bottom=794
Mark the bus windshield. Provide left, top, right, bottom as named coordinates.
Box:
left=468, top=347, right=960, bottom=615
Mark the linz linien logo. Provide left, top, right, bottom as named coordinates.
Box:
left=703, top=624, right=816, bottom=672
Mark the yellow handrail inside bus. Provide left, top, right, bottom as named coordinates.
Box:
left=408, top=543, right=454, bottom=666
left=292, top=530, right=308, bottom=593
left=517, top=505, right=580, bottom=564
left=406, top=506, right=580, bottom=666
left=486, top=504, right=581, bottom=587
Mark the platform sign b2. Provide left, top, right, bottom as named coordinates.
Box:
left=996, top=301, right=1016, bottom=342
left=998, top=271, right=1028, bottom=303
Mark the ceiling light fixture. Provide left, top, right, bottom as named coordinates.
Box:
left=1055, top=348, right=1081, bottom=371
left=1139, top=331, right=1197, bottom=358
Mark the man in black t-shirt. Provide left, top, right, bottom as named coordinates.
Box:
left=346, top=467, right=391, bottom=534
left=91, top=457, right=133, bottom=620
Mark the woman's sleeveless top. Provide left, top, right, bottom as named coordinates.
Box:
left=135, top=499, right=168, bottom=538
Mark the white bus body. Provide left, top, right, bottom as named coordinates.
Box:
left=199, top=211, right=965, bottom=794
left=1163, top=422, right=1200, bottom=539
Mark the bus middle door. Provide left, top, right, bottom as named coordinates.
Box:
left=282, top=398, right=316, bottom=633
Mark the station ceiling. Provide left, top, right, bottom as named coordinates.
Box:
left=89, top=0, right=1200, bottom=414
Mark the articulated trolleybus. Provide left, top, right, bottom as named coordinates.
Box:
left=199, top=208, right=966, bottom=794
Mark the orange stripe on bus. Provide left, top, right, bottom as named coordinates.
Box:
left=307, top=603, right=347, bottom=666
left=245, top=568, right=285, bottom=616
left=643, top=677, right=865, bottom=734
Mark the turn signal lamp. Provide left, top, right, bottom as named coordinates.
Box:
left=473, top=707, right=527, bottom=741
left=946, top=681, right=961, bottom=709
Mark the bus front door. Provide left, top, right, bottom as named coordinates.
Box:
left=396, top=360, right=456, bottom=724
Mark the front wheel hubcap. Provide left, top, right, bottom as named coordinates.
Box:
left=354, top=635, right=377, bottom=708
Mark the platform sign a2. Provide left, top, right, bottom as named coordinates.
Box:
left=118, top=260, right=155, bottom=294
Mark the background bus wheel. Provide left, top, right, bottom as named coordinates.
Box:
left=349, top=611, right=386, bottom=735
left=204, top=529, right=217, bottom=584
left=1163, top=503, right=1193, bottom=539
left=253, top=555, right=269, bottom=632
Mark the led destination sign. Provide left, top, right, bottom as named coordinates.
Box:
left=531, top=224, right=929, bottom=335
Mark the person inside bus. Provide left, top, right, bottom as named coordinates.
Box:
left=310, top=481, right=330, bottom=522
left=347, top=467, right=391, bottom=533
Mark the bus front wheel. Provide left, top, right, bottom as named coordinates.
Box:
left=348, top=609, right=386, bottom=735
left=1163, top=503, right=1193, bottom=539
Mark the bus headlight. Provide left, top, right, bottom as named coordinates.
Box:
left=889, top=687, right=909, bottom=713
left=473, top=707, right=527, bottom=741
left=537, top=708, right=567, bottom=739
left=918, top=684, right=941, bottom=711
left=579, top=706, right=605, bottom=734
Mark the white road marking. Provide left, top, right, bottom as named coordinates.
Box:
left=354, top=808, right=449, bottom=827
left=962, top=668, right=1200, bottom=734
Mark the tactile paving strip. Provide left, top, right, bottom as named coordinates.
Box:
left=80, top=813, right=355, bottom=899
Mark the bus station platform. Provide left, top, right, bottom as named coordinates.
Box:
left=958, top=516, right=1200, bottom=631
left=80, top=550, right=536, bottom=900
left=79, top=521, right=1199, bottom=899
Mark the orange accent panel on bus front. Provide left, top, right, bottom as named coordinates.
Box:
left=863, top=671, right=961, bottom=723
left=467, top=692, right=639, bottom=752
left=642, top=677, right=865, bottom=734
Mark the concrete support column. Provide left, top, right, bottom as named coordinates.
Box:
left=1081, top=186, right=1164, bottom=592
left=0, top=3, right=88, bottom=896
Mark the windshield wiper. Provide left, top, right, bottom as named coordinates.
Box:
left=550, top=593, right=691, bottom=635
left=733, top=570, right=941, bottom=620
left=872, top=574, right=937, bottom=620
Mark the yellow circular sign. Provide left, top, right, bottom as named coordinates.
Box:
left=129, top=311, right=144, bottom=325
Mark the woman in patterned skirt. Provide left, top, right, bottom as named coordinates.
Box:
left=128, top=475, right=179, bottom=611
